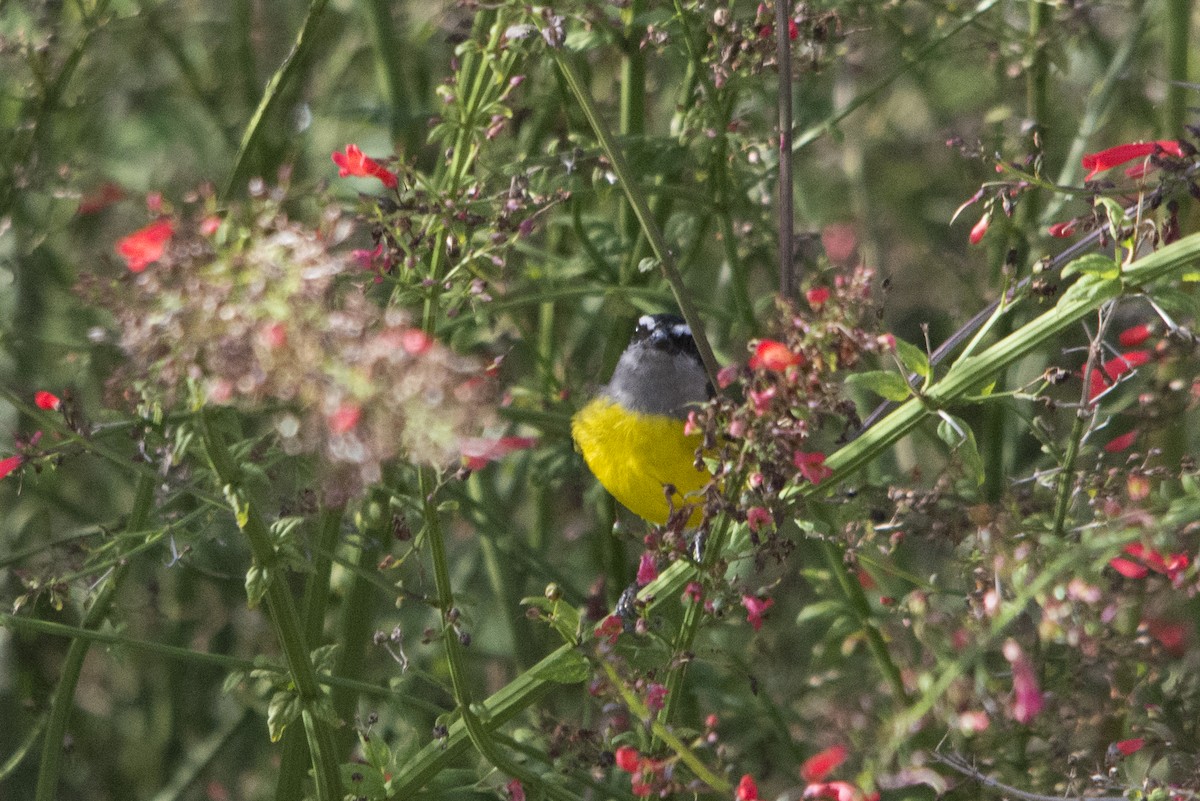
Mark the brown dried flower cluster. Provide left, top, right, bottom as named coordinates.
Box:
left=86, top=203, right=502, bottom=502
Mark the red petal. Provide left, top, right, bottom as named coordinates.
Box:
left=749, top=339, right=804, bottom=371
left=1082, top=140, right=1183, bottom=181
left=34, top=391, right=61, bottom=411
left=1114, top=738, right=1144, bottom=756
left=0, top=455, right=23, bottom=480
left=968, top=214, right=990, bottom=245
left=116, top=219, right=174, bottom=273
left=1104, top=430, right=1138, bottom=452
left=1118, top=324, right=1151, bottom=348
left=802, top=745, right=849, bottom=783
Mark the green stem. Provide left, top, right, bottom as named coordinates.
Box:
left=199, top=412, right=342, bottom=801
left=34, top=474, right=153, bottom=801
left=417, top=467, right=575, bottom=801
left=549, top=48, right=720, bottom=387
left=0, top=613, right=408, bottom=703
left=222, top=0, right=330, bottom=200
left=1164, top=0, right=1191, bottom=134
left=276, top=504, right=344, bottom=801
left=820, top=541, right=909, bottom=702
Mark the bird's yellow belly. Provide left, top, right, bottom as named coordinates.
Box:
left=571, top=397, right=710, bottom=525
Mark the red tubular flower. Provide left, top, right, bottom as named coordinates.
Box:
left=459, top=436, right=537, bottom=470
left=968, top=213, right=990, bottom=245
left=1081, top=140, right=1184, bottom=181
left=636, top=552, right=659, bottom=586
left=1118, top=324, right=1152, bottom=348
left=645, top=683, right=668, bottom=712
left=1104, top=430, right=1138, bottom=453
left=1103, top=350, right=1151, bottom=381
left=794, top=451, right=833, bottom=485
left=1146, top=618, right=1187, bottom=657
left=746, top=506, right=773, bottom=533
left=741, top=594, right=774, bottom=631
left=331, top=144, right=399, bottom=189
left=1114, top=738, right=1145, bottom=756
left=736, top=774, right=760, bottom=801
left=34, top=391, right=61, bottom=411
left=806, top=287, right=831, bottom=308
left=116, top=219, right=174, bottom=273
left=595, top=614, right=623, bottom=645
left=802, top=745, right=848, bottom=783
left=749, top=339, right=804, bottom=371
left=0, top=455, right=23, bottom=480
left=614, top=745, right=641, bottom=773
left=1047, top=220, right=1076, bottom=238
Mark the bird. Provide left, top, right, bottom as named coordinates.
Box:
left=571, top=313, right=713, bottom=526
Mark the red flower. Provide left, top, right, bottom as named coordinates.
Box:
left=968, top=213, right=990, bottom=245
left=645, top=683, right=668, bottom=712
left=1146, top=618, right=1187, bottom=657
left=1114, top=738, right=1145, bottom=756
left=328, top=403, right=362, bottom=435
left=742, top=594, right=774, bottom=631
left=803, top=781, right=876, bottom=801
left=1118, top=324, right=1152, bottom=348
left=1103, top=350, right=1151, bottom=381
left=746, top=506, right=773, bottom=533
left=1081, top=140, right=1184, bottom=182
left=595, top=614, right=623, bottom=645
left=1104, top=430, right=1138, bottom=453
left=1047, top=220, right=1076, bottom=238
left=806, top=287, right=831, bottom=308
left=736, top=774, right=760, bottom=801
left=34, top=391, right=61, bottom=411
left=459, top=436, right=537, bottom=470
left=802, top=745, right=848, bottom=783
left=749, top=339, right=804, bottom=371
left=1109, top=555, right=1149, bottom=579
left=116, top=219, right=174, bottom=273
left=794, top=451, right=832, bottom=485
left=614, top=745, right=641, bottom=773
left=332, top=144, right=398, bottom=189
left=1003, top=639, right=1044, bottom=724
left=683, top=581, right=703, bottom=603
left=636, top=552, right=659, bottom=587
left=0, top=455, right=23, bottom=480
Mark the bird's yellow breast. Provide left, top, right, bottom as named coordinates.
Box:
left=571, top=397, right=710, bottom=526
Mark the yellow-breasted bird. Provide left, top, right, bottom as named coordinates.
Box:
left=571, top=313, right=713, bottom=526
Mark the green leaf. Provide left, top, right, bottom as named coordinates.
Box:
left=845, top=370, right=914, bottom=401
left=266, top=690, right=301, bottom=742
left=244, top=564, right=270, bottom=608
left=894, top=338, right=931, bottom=379
left=937, top=414, right=984, bottom=486
left=1059, top=273, right=1120, bottom=305
left=1061, top=253, right=1120, bottom=280
left=530, top=648, right=591, bottom=684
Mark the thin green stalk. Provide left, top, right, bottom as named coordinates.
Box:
left=0, top=613, right=405, bottom=702
left=820, top=540, right=909, bottom=702
left=276, top=504, right=345, bottom=801
left=33, top=474, right=153, bottom=801
left=363, top=0, right=412, bottom=148
left=199, top=412, right=341, bottom=801
left=775, top=0, right=797, bottom=297
left=1165, top=0, right=1191, bottom=134
left=222, top=0, right=330, bottom=200
left=600, top=660, right=730, bottom=793
left=550, top=48, right=720, bottom=387
left=618, top=0, right=646, bottom=285
left=417, top=467, right=575, bottom=801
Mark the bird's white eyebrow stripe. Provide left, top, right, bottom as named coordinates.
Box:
left=638, top=314, right=656, bottom=328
